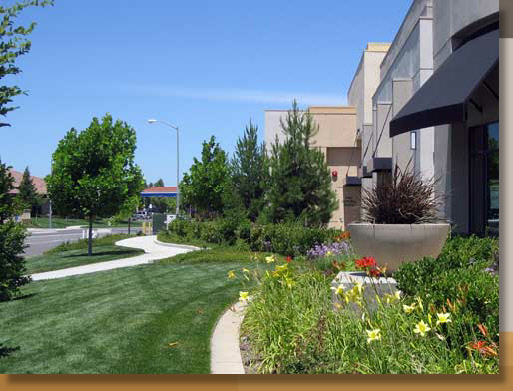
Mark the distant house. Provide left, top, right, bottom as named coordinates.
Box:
left=8, top=169, right=49, bottom=219
left=8, top=170, right=48, bottom=196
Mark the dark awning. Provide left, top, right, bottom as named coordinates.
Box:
left=389, top=28, right=498, bottom=137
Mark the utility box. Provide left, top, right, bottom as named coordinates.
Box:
left=152, top=213, right=166, bottom=234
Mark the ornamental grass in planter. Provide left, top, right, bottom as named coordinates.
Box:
left=348, top=164, right=450, bottom=272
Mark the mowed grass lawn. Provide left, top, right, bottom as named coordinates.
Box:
left=0, top=248, right=254, bottom=374
left=25, top=245, right=145, bottom=274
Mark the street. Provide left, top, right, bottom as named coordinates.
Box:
left=24, top=227, right=142, bottom=257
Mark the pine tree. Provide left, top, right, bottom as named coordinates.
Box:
left=231, top=121, right=269, bottom=221
left=0, top=160, right=30, bottom=302
left=18, top=166, right=39, bottom=216
left=267, top=101, right=337, bottom=227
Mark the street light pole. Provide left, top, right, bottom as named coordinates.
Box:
left=147, top=119, right=180, bottom=217
left=176, top=125, right=180, bottom=217
left=49, top=199, right=52, bottom=229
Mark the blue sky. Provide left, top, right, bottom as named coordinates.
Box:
left=2, top=0, right=412, bottom=186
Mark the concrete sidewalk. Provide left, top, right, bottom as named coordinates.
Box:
left=30, top=235, right=199, bottom=281
left=211, top=300, right=247, bottom=374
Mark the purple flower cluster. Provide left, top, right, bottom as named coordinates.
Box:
left=306, top=241, right=352, bottom=260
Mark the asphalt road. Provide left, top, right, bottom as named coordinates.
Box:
left=24, top=227, right=142, bottom=257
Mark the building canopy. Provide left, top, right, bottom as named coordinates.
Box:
left=141, top=186, right=177, bottom=198
left=389, top=28, right=498, bottom=137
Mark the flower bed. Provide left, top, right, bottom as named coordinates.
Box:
left=237, top=235, right=499, bottom=374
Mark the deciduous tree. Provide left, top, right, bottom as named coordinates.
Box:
left=180, top=136, right=229, bottom=219
left=46, top=114, right=144, bottom=255
left=1, top=0, right=53, bottom=128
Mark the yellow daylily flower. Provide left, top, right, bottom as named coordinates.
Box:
left=403, top=303, right=416, bottom=314
left=228, top=270, right=236, bottom=279
left=385, top=290, right=401, bottom=304
left=436, top=313, right=452, bottom=326
left=239, top=291, right=249, bottom=303
left=414, top=320, right=431, bottom=337
left=265, top=255, right=276, bottom=263
left=344, top=284, right=364, bottom=306
left=366, top=328, right=381, bottom=344
left=355, top=282, right=364, bottom=295
left=416, top=296, right=424, bottom=312
left=285, top=277, right=295, bottom=289
left=330, top=284, right=344, bottom=296
left=326, top=250, right=333, bottom=256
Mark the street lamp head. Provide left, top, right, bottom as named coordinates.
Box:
left=147, top=119, right=157, bottom=124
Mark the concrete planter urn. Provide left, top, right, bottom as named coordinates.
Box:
left=347, top=223, right=450, bottom=273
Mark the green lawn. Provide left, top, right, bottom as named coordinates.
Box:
left=0, top=247, right=255, bottom=373
left=26, top=217, right=143, bottom=229
left=25, top=245, right=144, bottom=274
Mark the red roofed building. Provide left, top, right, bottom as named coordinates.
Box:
left=8, top=169, right=47, bottom=195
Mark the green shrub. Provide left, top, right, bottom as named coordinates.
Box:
left=394, top=235, right=498, bottom=299
left=168, top=219, right=190, bottom=238
left=236, top=219, right=251, bottom=241
left=219, top=217, right=239, bottom=245
left=394, top=235, right=499, bottom=348
left=166, top=218, right=342, bottom=256
left=199, top=221, right=223, bottom=244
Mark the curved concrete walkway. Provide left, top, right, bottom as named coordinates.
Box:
left=30, top=235, right=199, bottom=281
left=211, top=300, right=248, bottom=374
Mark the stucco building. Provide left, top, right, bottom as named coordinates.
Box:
left=348, top=0, right=499, bottom=236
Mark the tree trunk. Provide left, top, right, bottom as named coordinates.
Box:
left=88, top=215, right=93, bottom=256
left=128, top=217, right=131, bottom=235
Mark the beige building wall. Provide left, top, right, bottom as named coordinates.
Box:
left=264, top=106, right=359, bottom=229
left=348, top=43, right=390, bottom=168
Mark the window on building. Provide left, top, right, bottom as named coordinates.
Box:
left=410, top=131, right=417, bottom=150
left=469, top=121, right=499, bottom=236
left=487, top=122, right=499, bottom=235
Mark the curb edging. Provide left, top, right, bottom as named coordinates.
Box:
left=210, top=300, right=248, bottom=374
left=152, top=238, right=203, bottom=251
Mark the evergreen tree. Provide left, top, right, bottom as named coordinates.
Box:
left=231, top=121, right=269, bottom=221
left=0, top=160, right=30, bottom=302
left=267, top=101, right=337, bottom=227
left=18, top=166, right=39, bottom=215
